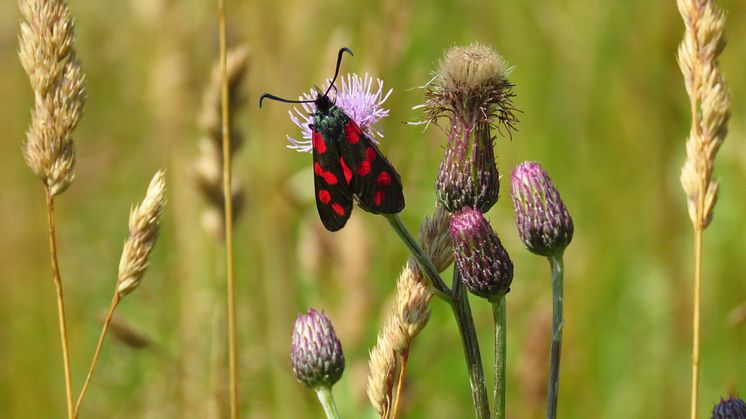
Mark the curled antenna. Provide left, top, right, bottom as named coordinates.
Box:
left=258, top=47, right=354, bottom=108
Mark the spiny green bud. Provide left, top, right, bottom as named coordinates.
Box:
left=449, top=207, right=513, bottom=300
left=511, top=162, right=573, bottom=257
left=290, top=309, right=345, bottom=390
left=712, top=396, right=746, bottom=419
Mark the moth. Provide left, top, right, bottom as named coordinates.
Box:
left=260, top=48, right=404, bottom=231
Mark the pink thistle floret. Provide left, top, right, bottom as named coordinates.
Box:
left=287, top=73, right=392, bottom=153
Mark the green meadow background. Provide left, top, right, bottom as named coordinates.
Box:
left=1, top=0, right=745, bottom=417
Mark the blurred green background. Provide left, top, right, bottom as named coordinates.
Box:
left=1, top=0, right=745, bottom=417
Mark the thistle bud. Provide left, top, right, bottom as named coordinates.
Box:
left=425, top=43, right=517, bottom=213
left=511, top=162, right=573, bottom=257
left=291, top=309, right=345, bottom=390
left=712, top=396, right=746, bottom=419
left=449, top=207, right=513, bottom=300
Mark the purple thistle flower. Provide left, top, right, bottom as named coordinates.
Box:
left=449, top=207, right=513, bottom=300
left=288, top=73, right=392, bottom=152
left=291, top=309, right=345, bottom=390
left=712, top=396, right=746, bottom=419
left=510, top=162, right=573, bottom=257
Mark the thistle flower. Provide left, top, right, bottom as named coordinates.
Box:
left=291, top=309, right=345, bottom=390
left=511, top=162, right=573, bottom=257
left=712, top=396, right=746, bottom=419
left=19, top=0, right=86, bottom=196
left=117, top=171, right=167, bottom=295
left=288, top=73, right=391, bottom=152
left=449, top=207, right=513, bottom=300
left=424, top=43, right=517, bottom=213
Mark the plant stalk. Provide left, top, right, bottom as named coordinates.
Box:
left=546, top=254, right=564, bottom=419
left=384, top=214, right=451, bottom=299
left=691, top=176, right=706, bottom=419
left=452, top=271, right=491, bottom=419
left=74, top=292, right=121, bottom=417
left=492, top=295, right=507, bottom=419
left=315, top=386, right=341, bottom=419
left=390, top=349, right=409, bottom=419
left=218, top=0, right=239, bottom=417
left=46, top=190, right=75, bottom=419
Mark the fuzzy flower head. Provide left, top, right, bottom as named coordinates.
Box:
left=424, top=43, right=517, bottom=132
left=291, top=309, right=345, bottom=390
left=287, top=73, right=392, bottom=152
left=449, top=207, right=513, bottom=300
left=712, top=396, right=746, bottom=419
left=511, top=162, right=573, bottom=257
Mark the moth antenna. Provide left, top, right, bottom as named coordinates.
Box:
left=322, top=47, right=353, bottom=98
left=258, top=93, right=314, bottom=108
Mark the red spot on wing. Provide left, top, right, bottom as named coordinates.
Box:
left=322, top=171, right=338, bottom=185
left=366, top=147, right=377, bottom=162
left=332, top=203, right=346, bottom=216
left=357, top=160, right=371, bottom=176
left=340, top=158, right=352, bottom=185
left=344, top=122, right=361, bottom=144
left=374, top=191, right=385, bottom=206
left=314, top=162, right=324, bottom=176
left=312, top=131, right=327, bottom=154
left=376, top=171, right=391, bottom=186
left=318, top=190, right=331, bottom=204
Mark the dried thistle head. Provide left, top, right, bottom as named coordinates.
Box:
left=19, top=0, right=87, bottom=196
left=425, top=44, right=516, bottom=213
left=117, top=171, right=167, bottom=296
left=424, top=43, right=516, bottom=131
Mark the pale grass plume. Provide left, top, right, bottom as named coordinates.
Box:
left=367, top=207, right=452, bottom=416
left=19, top=0, right=86, bottom=196
left=117, top=171, right=167, bottom=295
left=677, top=0, right=730, bottom=228
left=193, top=45, right=249, bottom=239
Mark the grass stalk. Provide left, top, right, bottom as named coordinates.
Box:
left=73, top=292, right=122, bottom=417
left=45, top=190, right=75, bottom=419
left=217, top=1, right=239, bottom=416
left=390, top=349, right=409, bottom=419
left=546, top=254, right=564, bottom=419
left=492, top=295, right=506, bottom=419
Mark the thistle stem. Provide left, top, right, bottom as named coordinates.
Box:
left=217, top=0, right=239, bottom=417
left=546, top=254, right=564, bottom=419
left=74, top=292, right=121, bottom=417
left=384, top=214, right=451, bottom=299
left=452, top=271, right=491, bottom=419
left=315, top=386, right=341, bottom=419
left=45, top=190, right=74, bottom=419
left=492, top=295, right=507, bottom=419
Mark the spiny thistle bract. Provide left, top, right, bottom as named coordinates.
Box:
left=511, top=161, right=573, bottom=257
left=712, top=396, right=746, bottom=419
left=449, top=207, right=513, bottom=300
left=424, top=43, right=517, bottom=214
left=291, top=309, right=345, bottom=390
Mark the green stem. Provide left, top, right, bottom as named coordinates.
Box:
left=384, top=214, right=451, bottom=300
left=451, top=271, right=491, bottom=419
left=546, top=254, right=564, bottom=419
left=492, top=295, right=507, bottom=419
left=315, top=386, right=341, bottom=419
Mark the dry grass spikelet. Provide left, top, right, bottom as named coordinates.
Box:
left=419, top=204, right=453, bottom=272
left=677, top=0, right=730, bottom=228
left=367, top=321, right=399, bottom=417
left=117, top=171, right=167, bottom=296
left=19, top=0, right=86, bottom=196
left=192, top=46, right=250, bottom=239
